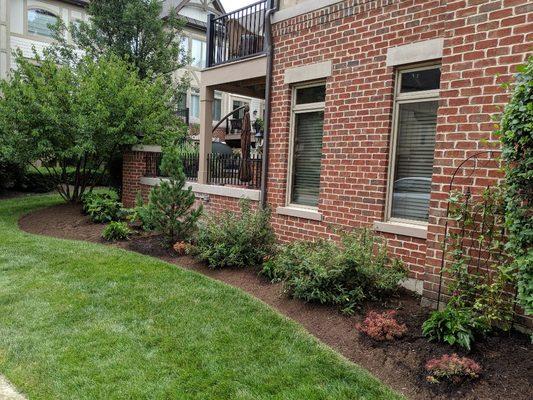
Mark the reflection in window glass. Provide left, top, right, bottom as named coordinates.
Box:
left=213, top=98, right=222, bottom=121
left=28, top=9, right=59, bottom=38
left=191, top=94, right=200, bottom=118
left=400, top=68, right=441, bottom=93
left=191, top=39, right=206, bottom=68
left=296, top=85, right=326, bottom=104
left=391, top=101, right=438, bottom=222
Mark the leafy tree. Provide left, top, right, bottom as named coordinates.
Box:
left=0, top=50, right=185, bottom=202
left=51, top=0, right=189, bottom=83
left=498, top=57, right=533, bottom=314
left=138, top=146, right=202, bottom=245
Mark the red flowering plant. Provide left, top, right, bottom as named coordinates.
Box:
left=356, top=310, right=407, bottom=341
left=425, top=353, right=481, bottom=384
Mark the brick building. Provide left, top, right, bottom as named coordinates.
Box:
left=123, top=0, right=532, bottom=306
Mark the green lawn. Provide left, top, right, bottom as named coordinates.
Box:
left=0, top=195, right=403, bottom=400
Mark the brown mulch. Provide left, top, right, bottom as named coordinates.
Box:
left=19, top=204, right=533, bottom=400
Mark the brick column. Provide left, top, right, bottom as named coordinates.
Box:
left=122, top=150, right=147, bottom=208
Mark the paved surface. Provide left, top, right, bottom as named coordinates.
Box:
left=0, top=375, right=25, bottom=400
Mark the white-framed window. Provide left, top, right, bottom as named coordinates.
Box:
left=213, top=97, right=222, bottom=121
left=191, top=39, right=206, bottom=68
left=27, top=8, right=59, bottom=38
left=287, top=82, right=326, bottom=208
left=386, top=64, right=441, bottom=224
left=190, top=91, right=200, bottom=118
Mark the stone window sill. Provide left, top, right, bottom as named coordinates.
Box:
left=276, top=206, right=323, bottom=221
left=373, top=221, right=427, bottom=240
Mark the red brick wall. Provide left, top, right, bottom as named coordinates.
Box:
left=122, top=0, right=532, bottom=307
left=122, top=151, right=147, bottom=208
left=266, top=0, right=531, bottom=287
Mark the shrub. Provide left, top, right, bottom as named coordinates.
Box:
left=422, top=305, right=489, bottom=351
left=195, top=200, right=275, bottom=269
left=425, top=354, right=481, bottom=384
left=262, top=229, right=406, bottom=314
left=102, top=221, right=131, bottom=241
left=356, top=310, right=407, bottom=341
left=82, top=191, right=122, bottom=223
left=137, top=147, right=202, bottom=245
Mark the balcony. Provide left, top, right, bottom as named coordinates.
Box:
left=206, top=0, right=274, bottom=68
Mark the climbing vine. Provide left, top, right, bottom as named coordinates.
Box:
left=498, top=57, right=533, bottom=314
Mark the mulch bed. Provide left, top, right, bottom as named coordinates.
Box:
left=19, top=204, right=533, bottom=400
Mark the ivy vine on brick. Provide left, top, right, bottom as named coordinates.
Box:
left=498, top=57, right=533, bottom=314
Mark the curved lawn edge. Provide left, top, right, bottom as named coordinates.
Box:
left=0, top=195, right=404, bottom=400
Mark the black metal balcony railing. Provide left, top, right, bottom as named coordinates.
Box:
left=207, top=0, right=274, bottom=67
left=144, top=151, right=262, bottom=189
left=207, top=153, right=262, bottom=189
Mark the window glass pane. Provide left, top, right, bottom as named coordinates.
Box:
left=191, top=39, right=206, bottom=68
left=213, top=98, right=222, bottom=121
left=296, top=85, right=326, bottom=104
left=191, top=94, right=200, bottom=118
left=232, top=100, right=248, bottom=119
left=391, top=101, right=438, bottom=222
left=400, top=68, right=441, bottom=93
left=28, top=9, right=58, bottom=38
left=291, top=111, right=324, bottom=207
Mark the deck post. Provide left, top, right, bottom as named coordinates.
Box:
left=198, top=85, right=214, bottom=184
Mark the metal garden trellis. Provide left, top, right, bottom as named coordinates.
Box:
left=435, top=150, right=520, bottom=326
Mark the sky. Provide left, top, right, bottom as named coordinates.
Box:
left=220, top=0, right=258, bottom=12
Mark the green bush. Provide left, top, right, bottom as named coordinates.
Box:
left=195, top=200, right=276, bottom=269
left=136, top=147, right=202, bottom=245
left=262, top=229, right=406, bottom=314
left=498, top=57, right=533, bottom=314
left=82, top=191, right=122, bottom=223
left=422, top=305, right=489, bottom=351
left=102, top=221, right=131, bottom=241
left=14, top=167, right=110, bottom=193
left=0, top=161, right=24, bottom=192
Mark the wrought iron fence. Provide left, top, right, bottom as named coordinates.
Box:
left=145, top=152, right=199, bottom=182
left=207, top=0, right=273, bottom=67
left=207, top=153, right=262, bottom=189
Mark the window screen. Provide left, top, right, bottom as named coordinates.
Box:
left=391, top=101, right=438, bottom=221
left=291, top=111, right=324, bottom=207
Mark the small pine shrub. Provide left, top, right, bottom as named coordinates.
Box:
left=425, top=354, right=481, bottom=384
left=262, top=229, right=406, bottom=314
left=82, top=191, right=122, bottom=223
left=195, top=200, right=276, bottom=269
left=137, top=147, right=202, bottom=245
left=102, top=221, right=131, bottom=241
left=356, top=310, right=407, bottom=341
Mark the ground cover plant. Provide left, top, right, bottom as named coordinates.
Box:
left=102, top=221, right=132, bottom=241
left=356, top=310, right=407, bottom=342
left=0, top=194, right=403, bottom=400
left=195, top=200, right=275, bottom=269
left=82, top=191, right=123, bottom=223
left=425, top=354, right=481, bottom=385
left=262, top=230, right=405, bottom=314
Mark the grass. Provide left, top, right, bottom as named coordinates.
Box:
left=0, top=195, right=404, bottom=400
